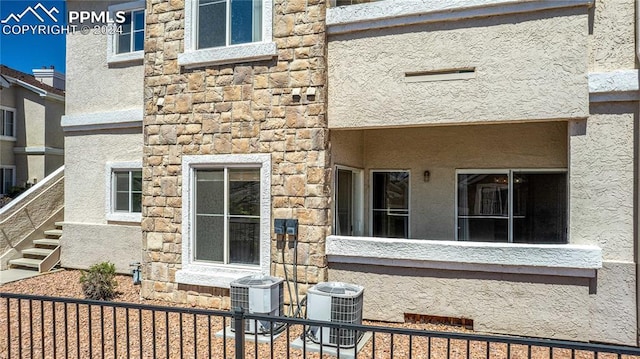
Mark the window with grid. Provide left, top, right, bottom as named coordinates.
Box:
left=457, top=170, right=567, bottom=244
left=1, top=109, right=15, bottom=137
left=197, top=0, right=262, bottom=49
left=117, top=8, right=145, bottom=54
left=113, top=170, right=142, bottom=213
left=194, top=167, right=260, bottom=265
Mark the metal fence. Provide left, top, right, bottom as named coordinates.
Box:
left=2, top=292, right=640, bottom=359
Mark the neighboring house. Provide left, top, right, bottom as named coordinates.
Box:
left=62, top=0, right=640, bottom=346
left=0, top=65, right=65, bottom=194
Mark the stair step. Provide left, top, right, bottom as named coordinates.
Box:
left=33, top=238, right=60, bottom=246
left=22, top=248, right=54, bottom=257
left=54, top=222, right=64, bottom=227
left=44, top=229, right=63, bottom=237
left=9, top=258, right=41, bottom=269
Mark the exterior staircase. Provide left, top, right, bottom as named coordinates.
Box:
left=8, top=222, right=62, bottom=273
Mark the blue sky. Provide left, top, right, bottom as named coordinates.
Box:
left=0, top=0, right=66, bottom=74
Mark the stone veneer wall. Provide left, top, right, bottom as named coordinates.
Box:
left=141, top=0, right=330, bottom=308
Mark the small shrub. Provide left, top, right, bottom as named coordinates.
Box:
left=80, top=262, right=118, bottom=300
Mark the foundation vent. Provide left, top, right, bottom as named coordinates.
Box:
left=404, top=313, right=474, bottom=330
left=404, top=68, right=476, bottom=83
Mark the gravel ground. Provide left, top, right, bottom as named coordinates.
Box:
left=0, top=270, right=634, bottom=359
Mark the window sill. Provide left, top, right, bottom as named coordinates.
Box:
left=107, top=51, right=144, bottom=66
left=0, top=136, right=16, bottom=142
left=106, top=212, right=141, bottom=223
left=178, top=42, right=278, bottom=68
left=326, top=235, right=602, bottom=278
left=176, top=264, right=262, bottom=289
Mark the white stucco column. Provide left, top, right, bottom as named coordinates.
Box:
left=568, top=109, right=637, bottom=344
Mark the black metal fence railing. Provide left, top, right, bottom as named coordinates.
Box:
left=2, top=292, right=640, bottom=359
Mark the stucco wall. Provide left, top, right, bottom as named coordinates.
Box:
left=331, top=122, right=567, bottom=239
left=567, top=103, right=637, bottom=345
left=44, top=98, right=65, bottom=149
left=64, top=129, right=142, bottom=223
left=0, top=141, right=14, bottom=166
left=0, top=84, right=16, bottom=108
left=65, top=1, right=144, bottom=116
left=45, top=155, right=64, bottom=177
left=328, top=261, right=634, bottom=345
left=23, top=155, right=45, bottom=186
left=588, top=0, right=636, bottom=72
left=328, top=8, right=588, bottom=129
left=18, top=87, right=46, bottom=148
left=588, top=261, right=637, bottom=345
left=60, top=222, right=142, bottom=274
left=62, top=128, right=142, bottom=271
left=62, top=0, right=144, bottom=271
left=569, top=103, right=636, bottom=262
left=330, top=129, right=363, bottom=169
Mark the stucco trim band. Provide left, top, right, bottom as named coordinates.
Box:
left=13, top=147, right=64, bottom=156
left=326, top=235, right=602, bottom=277
left=588, top=70, right=640, bottom=102
left=61, top=108, right=143, bottom=132
left=326, top=0, right=593, bottom=35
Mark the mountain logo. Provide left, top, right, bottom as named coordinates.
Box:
left=1, top=3, right=60, bottom=24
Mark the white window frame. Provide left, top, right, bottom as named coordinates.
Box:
left=333, top=165, right=364, bottom=236
left=0, top=106, right=16, bottom=140
left=105, top=161, right=143, bottom=223
left=107, top=0, right=145, bottom=65
left=455, top=168, right=568, bottom=243
left=196, top=0, right=262, bottom=48
left=369, top=169, right=411, bottom=238
left=176, top=154, right=271, bottom=288
left=179, top=0, right=277, bottom=68
left=0, top=166, right=16, bottom=195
